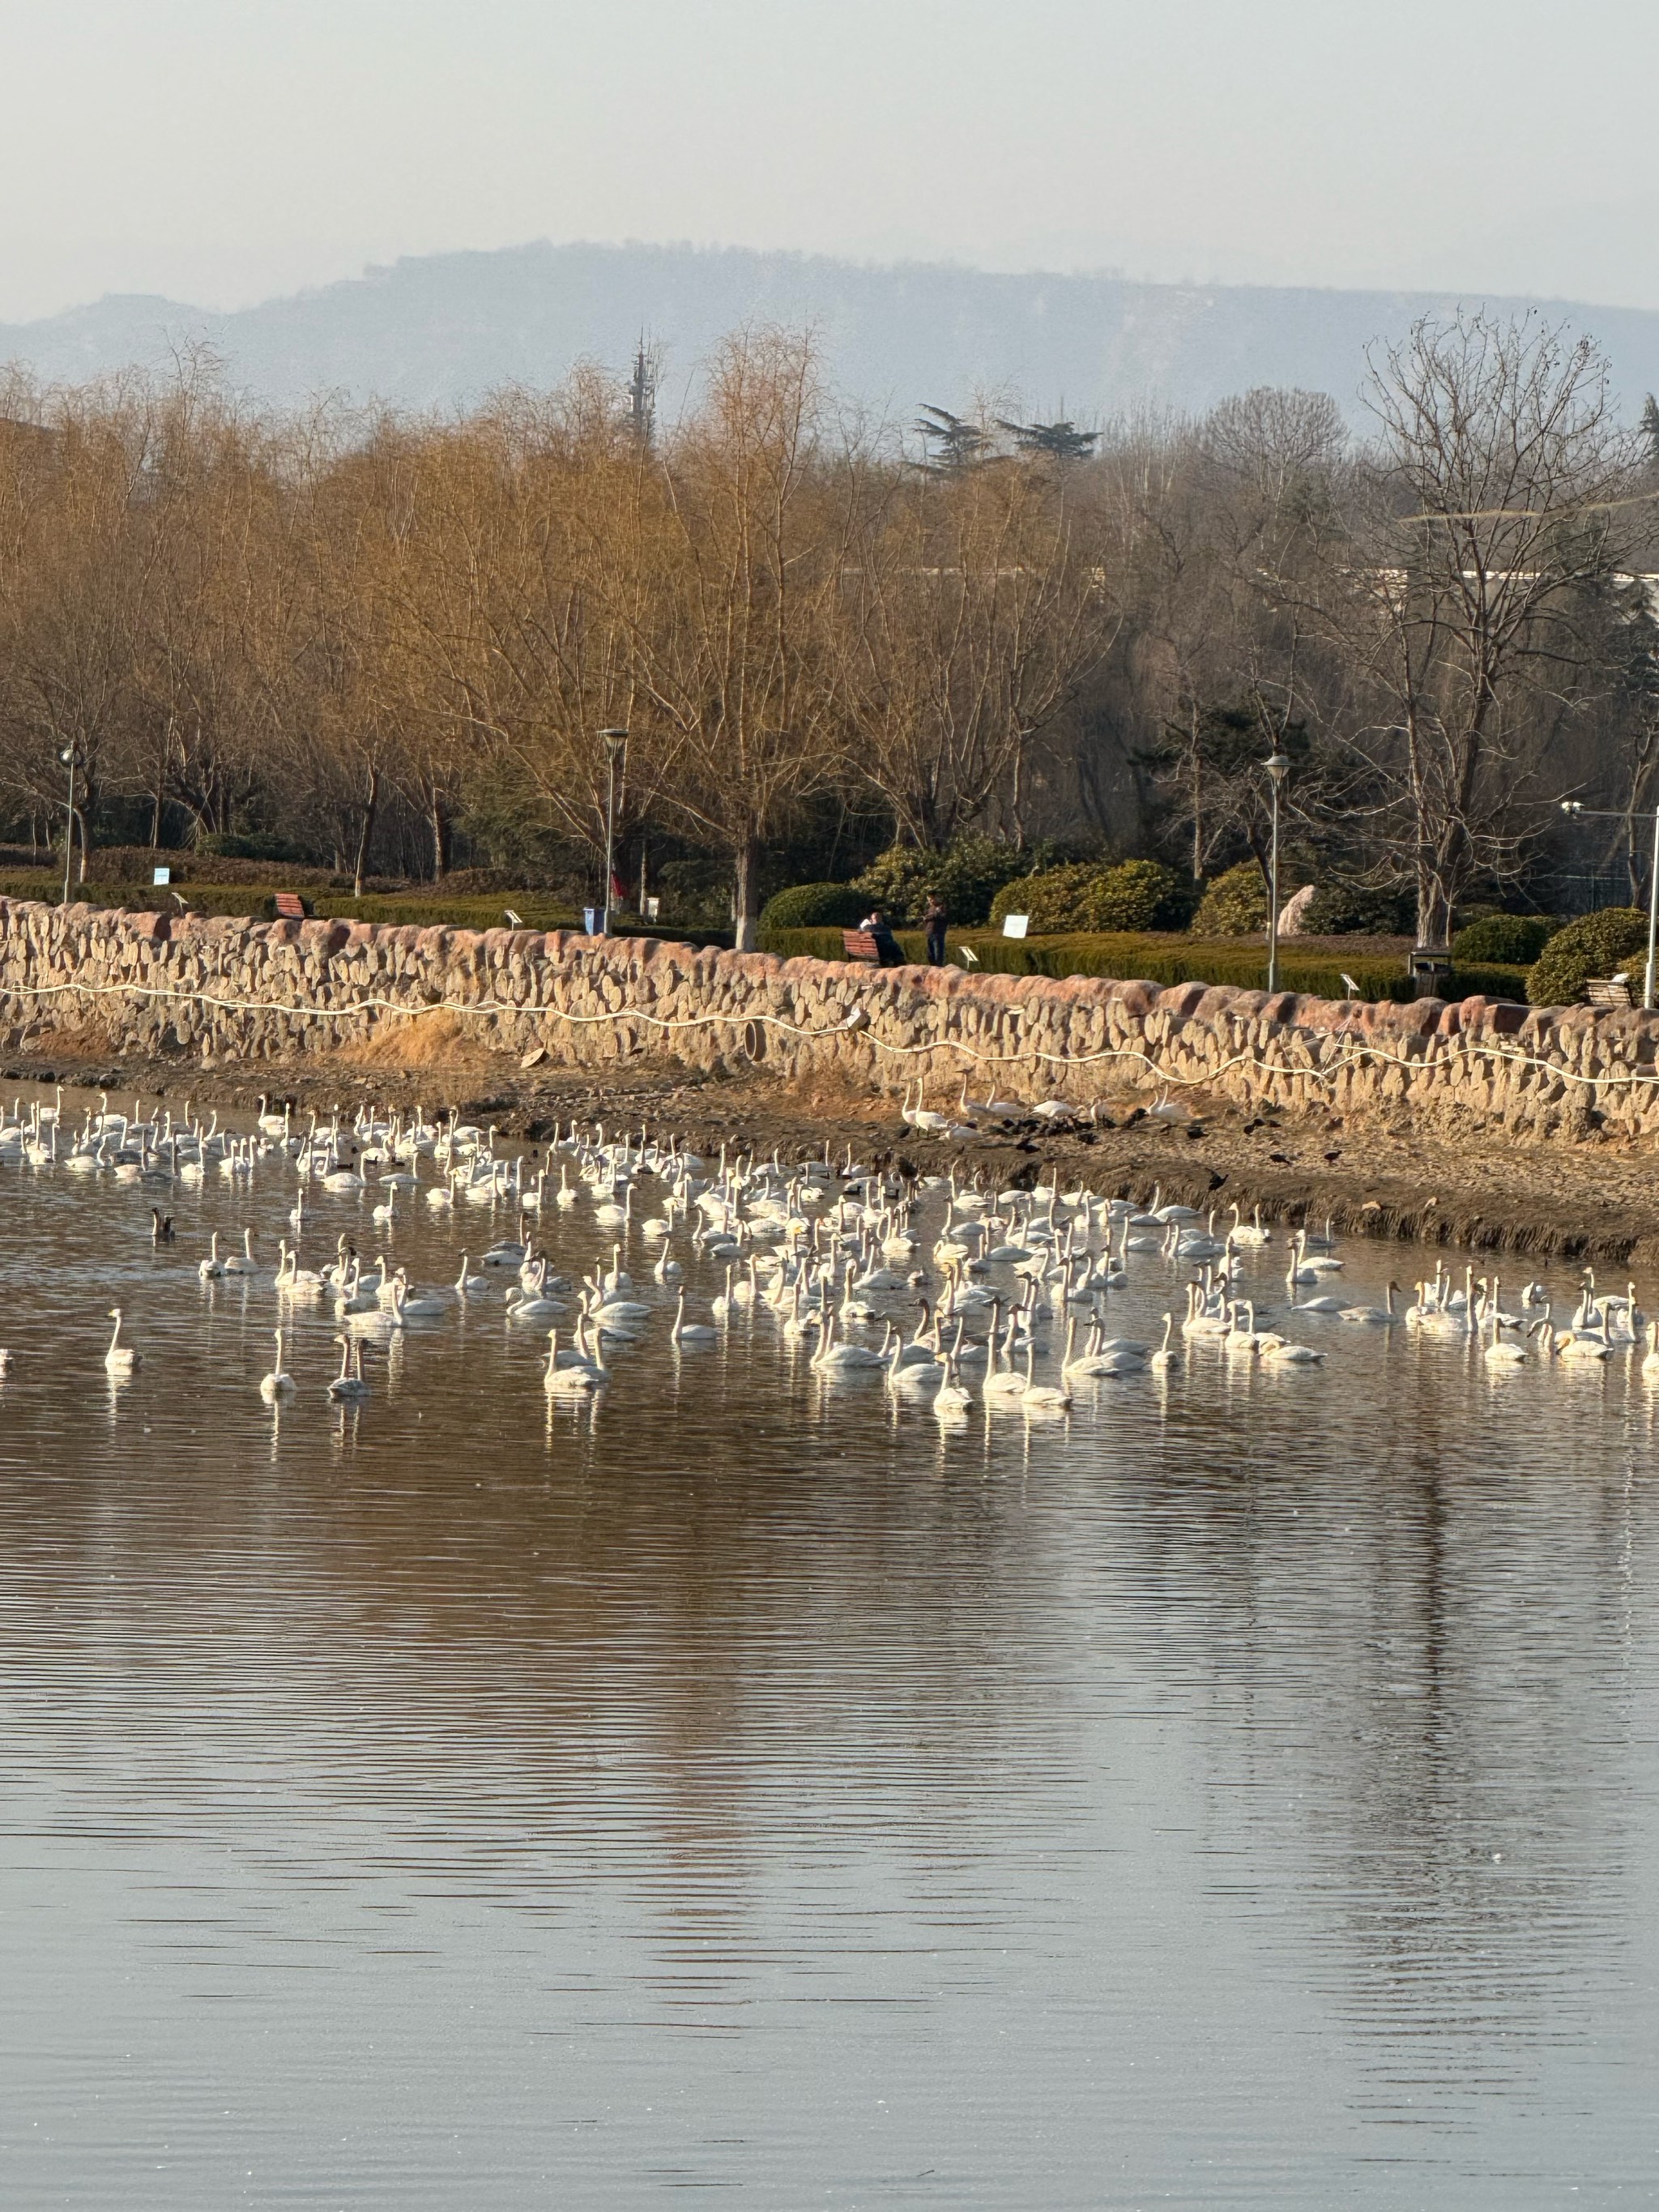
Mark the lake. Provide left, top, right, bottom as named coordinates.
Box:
left=1, top=1089, right=1655, bottom=2207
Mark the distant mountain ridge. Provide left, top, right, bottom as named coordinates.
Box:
left=4, top=240, right=1658, bottom=423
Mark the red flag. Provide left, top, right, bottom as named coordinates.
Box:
left=610, top=871, right=628, bottom=903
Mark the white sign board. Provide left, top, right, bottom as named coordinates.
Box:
left=1001, top=913, right=1030, bottom=939
left=151, top=865, right=171, bottom=886
left=643, top=896, right=660, bottom=922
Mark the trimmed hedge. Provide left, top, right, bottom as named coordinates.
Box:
left=759, top=923, right=1527, bottom=1003
left=1527, top=907, right=1650, bottom=1007
left=758, top=881, right=869, bottom=930
left=1451, top=912, right=1556, bottom=966
left=0, top=873, right=582, bottom=933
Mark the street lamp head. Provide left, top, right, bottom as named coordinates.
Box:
left=59, top=747, right=75, bottom=766
left=1265, top=750, right=1290, bottom=784
left=598, top=726, right=629, bottom=761
left=1560, top=799, right=1584, bottom=815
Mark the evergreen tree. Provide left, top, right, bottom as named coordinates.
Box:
left=996, top=416, right=1100, bottom=464
left=912, top=405, right=992, bottom=471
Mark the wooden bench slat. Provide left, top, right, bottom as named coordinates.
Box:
left=842, top=929, right=881, bottom=963
left=274, top=891, right=306, bottom=920
left=1586, top=976, right=1633, bottom=1007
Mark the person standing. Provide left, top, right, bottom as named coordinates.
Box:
left=923, top=892, right=949, bottom=967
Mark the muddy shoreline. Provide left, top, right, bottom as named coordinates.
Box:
left=5, top=1044, right=1656, bottom=1268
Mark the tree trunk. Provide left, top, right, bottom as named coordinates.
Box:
left=1009, top=740, right=1028, bottom=851
left=429, top=795, right=450, bottom=882
left=353, top=764, right=380, bottom=899
left=733, top=836, right=761, bottom=952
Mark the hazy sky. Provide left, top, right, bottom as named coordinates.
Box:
left=2, top=0, right=1656, bottom=322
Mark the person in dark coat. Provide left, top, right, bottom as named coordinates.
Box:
left=860, top=907, right=905, bottom=967
left=923, top=893, right=948, bottom=966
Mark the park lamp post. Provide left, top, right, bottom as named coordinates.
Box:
left=59, top=746, right=79, bottom=907
left=598, top=728, right=629, bottom=936
left=1265, top=749, right=1290, bottom=995
left=1560, top=797, right=1659, bottom=1010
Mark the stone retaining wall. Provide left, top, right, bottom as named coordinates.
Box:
left=2, top=895, right=1656, bottom=1141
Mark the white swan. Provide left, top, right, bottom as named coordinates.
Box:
left=670, top=1291, right=719, bottom=1345
left=223, top=1228, right=258, bottom=1276
left=1339, top=1282, right=1401, bottom=1325
left=326, top=1334, right=369, bottom=1399
left=544, top=1328, right=601, bottom=1394
left=1020, top=1333, right=1073, bottom=1410
left=1484, top=1313, right=1529, bottom=1365
left=811, top=1313, right=885, bottom=1373
left=104, top=1307, right=141, bottom=1374
left=259, top=1328, right=296, bottom=1399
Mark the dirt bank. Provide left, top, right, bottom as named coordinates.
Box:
left=6, top=1044, right=1657, bottom=1268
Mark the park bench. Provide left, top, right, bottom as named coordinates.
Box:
left=842, top=929, right=881, bottom=964
left=1586, top=976, right=1634, bottom=1009
left=273, top=891, right=307, bottom=921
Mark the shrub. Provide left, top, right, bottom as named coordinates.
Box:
left=1192, top=861, right=1269, bottom=936
left=932, top=833, right=1032, bottom=924
left=989, top=863, right=1098, bottom=932
left=1451, top=912, right=1555, bottom=966
left=758, top=881, right=870, bottom=929
left=1527, top=907, right=1650, bottom=1006
left=853, top=834, right=1030, bottom=925
left=1300, top=884, right=1414, bottom=936
left=1077, top=859, right=1192, bottom=932
left=985, top=858, right=1196, bottom=934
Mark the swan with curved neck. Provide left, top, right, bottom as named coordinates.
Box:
left=326, top=1334, right=369, bottom=1399
left=104, top=1308, right=140, bottom=1373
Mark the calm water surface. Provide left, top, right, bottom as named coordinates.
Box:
left=1, top=1091, right=1657, bottom=2207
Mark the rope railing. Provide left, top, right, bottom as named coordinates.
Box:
left=1, top=967, right=1651, bottom=1100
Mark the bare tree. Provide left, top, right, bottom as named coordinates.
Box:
left=1324, top=314, right=1640, bottom=942
left=625, top=327, right=855, bottom=948
left=838, top=454, right=1115, bottom=849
